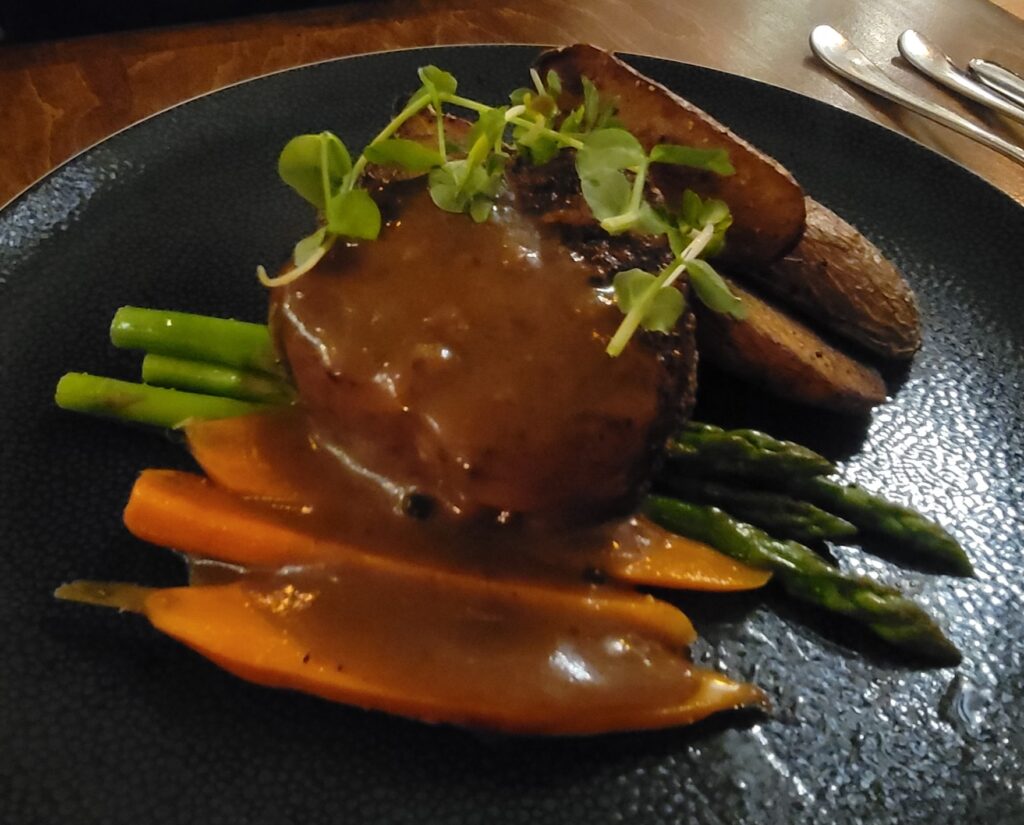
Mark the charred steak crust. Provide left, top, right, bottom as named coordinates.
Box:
left=506, top=154, right=699, bottom=454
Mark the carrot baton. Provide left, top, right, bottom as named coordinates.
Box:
left=122, top=470, right=699, bottom=643
left=603, top=517, right=771, bottom=592
left=123, top=469, right=329, bottom=567
left=55, top=574, right=763, bottom=735
left=183, top=414, right=772, bottom=592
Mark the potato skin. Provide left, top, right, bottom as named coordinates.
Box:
left=737, top=198, right=922, bottom=360
left=695, top=276, right=888, bottom=414
left=535, top=44, right=806, bottom=267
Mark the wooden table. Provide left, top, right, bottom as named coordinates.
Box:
left=2, top=0, right=1023, bottom=208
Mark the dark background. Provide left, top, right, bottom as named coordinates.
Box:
left=0, top=1, right=345, bottom=42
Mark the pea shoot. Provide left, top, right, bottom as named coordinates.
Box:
left=259, top=62, right=745, bottom=356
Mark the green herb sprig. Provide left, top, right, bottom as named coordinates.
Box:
left=260, top=63, right=745, bottom=355
left=605, top=188, right=743, bottom=356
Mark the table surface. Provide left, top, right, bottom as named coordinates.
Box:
left=2, top=0, right=1023, bottom=209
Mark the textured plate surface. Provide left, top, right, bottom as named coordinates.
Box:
left=1, top=46, right=1022, bottom=825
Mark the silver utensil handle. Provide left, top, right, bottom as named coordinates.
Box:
left=897, top=31, right=1024, bottom=125
left=969, top=58, right=1024, bottom=110
left=810, top=25, right=1024, bottom=167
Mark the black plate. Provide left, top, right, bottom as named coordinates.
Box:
left=2, top=46, right=1022, bottom=825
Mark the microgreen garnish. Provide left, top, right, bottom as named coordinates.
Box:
left=417, top=66, right=456, bottom=161
left=581, top=76, right=619, bottom=131
left=605, top=190, right=743, bottom=357
left=612, top=268, right=685, bottom=334
left=508, top=70, right=566, bottom=164
left=363, top=139, right=445, bottom=172
left=649, top=144, right=734, bottom=176
left=260, top=64, right=591, bottom=285
left=258, top=130, right=381, bottom=287
left=685, top=258, right=746, bottom=318
left=260, top=62, right=744, bottom=356
left=575, top=129, right=735, bottom=238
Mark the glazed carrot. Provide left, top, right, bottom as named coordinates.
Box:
left=123, top=469, right=698, bottom=647
left=124, top=470, right=326, bottom=567
left=184, top=414, right=771, bottom=592
left=55, top=579, right=765, bottom=734
left=185, top=412, right=313, bottom=503
left=603, top=517, right=772, bottom=592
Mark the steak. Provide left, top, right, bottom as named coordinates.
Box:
left=269, top=159, right=697, bottom=521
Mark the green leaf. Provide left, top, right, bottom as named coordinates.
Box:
left=469, top=197, right=494, bottom=223
left=583, top=76, right=601, bottom=129
left=649, top=144, right=735, bottom=176
left=581, top=76, right=617, bottom=131
left=509, top=86, right=531, bottom=106
left=525, top=135, right=560, bottom=165
left=634, top=203, right=670, bottom=236
left=613, top=269, right=660, bottom=314
left=704, top=231, right=729, bottom=258
left=685, top=259, right=746, bottom=319
left=429, top=161, right=484, bottom=208
left=428, top=161, right=501, bottom=220
left=324, top=188, right=381, bottom=240
left=417, top=65, right=457, bottom=95
left=612, top=269, right=685, bottom=333
left=669, top=189, right=732, bottom=255
left=704, top=211, right=732, bottom=257
left=560, top=104, right=585, bottom=136
left=666, top=225, right=686, bottom=257
left=322, top=132, right=352, bottom=176
left=578, top=167, right=632, bottom=221
left=576, top=128, right=646, bottom=178
left=482, top=153, right=507, bottom=190
left=513, top=111, right=560, bottom=164
left=699, top=198, right=730, bottom=226
left=277, top=132, right=351, bottom=209
left=462, top=162, right=491, bottom=195
left=545, top=69, right=562, bottom=97
left=642, top=287, right=686, bottom=332
left=599, top=201, right=668, bottom=237
left=364, top=139, right=445, bottom=172
left=468, top=107, right=508, bottom=150
left=679, top=189, right=703, bottom=229
left=428, top=164, right=464, bottom=212
left=293, top=227, right=329, bottom=267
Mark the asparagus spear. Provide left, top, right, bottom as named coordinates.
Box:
left=110, top=307, right=281, bottom=376
left=55, top=373, right=265, bottom=428
left=786, top=477, right=973, bottom=576
left=665, top=422, right=971, bottom=576
left=142, top=354, right=293, bottom=404
left=667, top=421, right=835, bottom=481
left=643, top=495, right=961, bottom=664
left=90, top=309, right=976, bottom=575
left=660, top=477, right=857, bottom=542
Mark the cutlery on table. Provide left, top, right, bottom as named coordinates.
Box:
left=968, top=58, right=1024, bottom=110
left=896, top=30, right=1024, bottom=124
left=809, top=25, right=1024, bottom=166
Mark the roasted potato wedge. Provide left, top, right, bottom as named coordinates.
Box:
left=695, top=276, right=887, bottom=414
left=735, top=198, right=921, bottom=359
left=535, top=44, right=806, bottom=266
